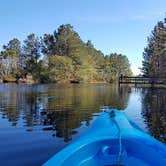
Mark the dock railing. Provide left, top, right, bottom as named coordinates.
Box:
left=119, top=76, right=166, bottom=85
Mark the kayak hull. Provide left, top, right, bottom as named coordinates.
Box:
left=44, top=109, right=166, bottom=166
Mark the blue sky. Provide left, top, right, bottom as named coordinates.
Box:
left=0, top=0, right=166, bottom=75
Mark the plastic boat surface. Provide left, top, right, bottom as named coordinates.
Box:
left=44, top=109, right=166, bottom=166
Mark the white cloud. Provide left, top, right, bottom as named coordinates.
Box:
left=130, top=11, right=164, bottom=21
left=77, top=11, right=164, bottom=24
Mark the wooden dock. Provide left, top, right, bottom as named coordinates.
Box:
left=119, top=76, right=166, bottom=86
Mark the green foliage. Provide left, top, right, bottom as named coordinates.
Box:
left=2, top=74, right=16, bottom=82
left=23, top=33, right=41, bottom=63
left=0, top=38, right=21, bottom=77
left=47, top=55, right=73, bottom=82
left=35, top=60, right=50, bottom=83
left=104, top=53, right=132, bottom=82
left=0, top=24, right=132, bottom=83
left=142, top=18, right=166, bottom=77
left=1, top=38, right=21, bottom=58
left=42, top=34, right=56, bottom=55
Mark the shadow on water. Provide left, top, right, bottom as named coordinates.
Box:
left=141, top=87, right=166, bottom=143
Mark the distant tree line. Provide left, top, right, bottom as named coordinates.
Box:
left=0, top=24, right=132, bottom=83
left=142, top=17, right=166, bottom=77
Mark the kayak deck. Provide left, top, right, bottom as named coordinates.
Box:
left=49, top=138, right=166, bottom=166
left=44, top=109, right=166, bottom=166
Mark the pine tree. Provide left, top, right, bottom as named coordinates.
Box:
left=41, top=34, right=56, bottom=55
left=0, top=38, right=21, bottom=76
left=23, top=33, right=41, bottom=64
left=142, top=18, right=166, bottom=77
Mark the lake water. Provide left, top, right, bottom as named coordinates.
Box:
left=0, top=84, right=165, bottom=165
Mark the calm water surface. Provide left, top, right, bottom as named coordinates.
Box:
left=0, top=84, right=166, bottom=165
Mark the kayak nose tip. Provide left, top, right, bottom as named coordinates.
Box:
left=101, top=108, right=116, bottom=118
left=101, top=108, right=114, bottom=112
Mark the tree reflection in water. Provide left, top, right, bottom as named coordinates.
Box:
left=141, top=88, right=166, bottom=143
left=0, top=84, right=130, bottom=142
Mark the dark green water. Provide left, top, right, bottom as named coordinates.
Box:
left=0, top=84, right=165, bottom=165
